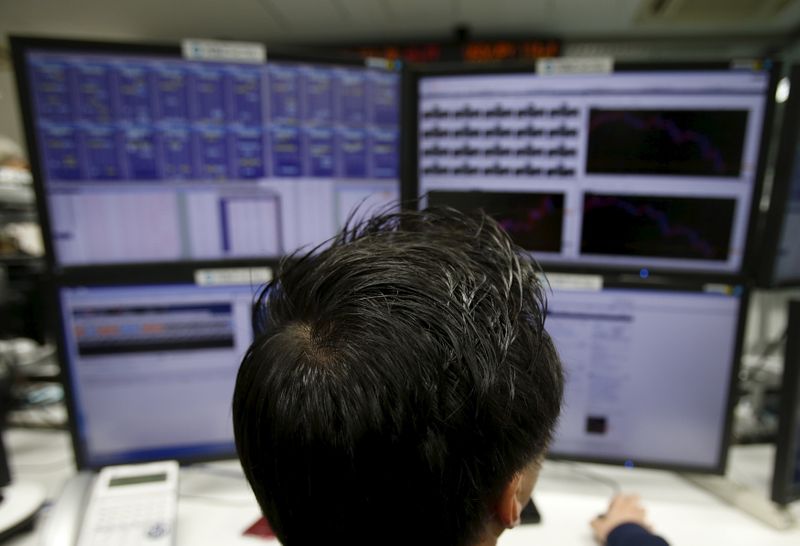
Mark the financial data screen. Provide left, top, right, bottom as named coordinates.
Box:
left=546, top=285, right=741, bottom=470
left=418, top=69, right=772, bottom=274
left=59, top=283, right=259, bottom=467
left=24, top=49, right=400, bottom=266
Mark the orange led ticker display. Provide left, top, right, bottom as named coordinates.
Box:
left=352, top=39, right=561, bottom=64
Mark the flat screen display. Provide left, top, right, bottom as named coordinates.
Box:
left=20, top=44, right=400, bottom=267
left=417, top=67, right=773, bottom=274
left=546, top=282, right=742, bottom=471
left=59, top=282, right=260, bottom=467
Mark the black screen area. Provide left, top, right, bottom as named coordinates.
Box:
left=586, top=109, right=749, bottom=178
left=427, top=191, right=564, bottom=252
left=580, top=193, right=736, bottom=261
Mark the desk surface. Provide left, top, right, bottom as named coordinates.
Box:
left=4, top=427, right=800, bottom=545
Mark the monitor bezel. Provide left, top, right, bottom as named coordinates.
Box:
left=756, top=65, right=800, bottom=288
left=404, top=60, right=781, bottom=283
left=0, top=434, right=10, bottom=489
left=50, top=265, right=272, bottom=470
left=771, top=299, right=800, bottom=505
left=9, top=35, right=405, bottom=275
left=542, top=273, right=748, bottom=475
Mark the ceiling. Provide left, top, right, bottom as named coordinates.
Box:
left=1, top=0, right=800, bottom=48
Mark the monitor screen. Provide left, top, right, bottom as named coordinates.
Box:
left=18, top=41, right=400, bottom=267
left=58, top=281, right=260, bottom=468
left=772, top=300, right=800, bottom=504
left=546, top=281, right=742, bottom=472
left=417, top=66, right=774, bottom=275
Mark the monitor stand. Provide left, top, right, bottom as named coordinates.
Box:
left=0, top=482, right=45, bottom=541
left=520, top=498, right=541, bottom=524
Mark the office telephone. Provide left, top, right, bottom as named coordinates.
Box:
left=39, top=460, right=179, bottom=546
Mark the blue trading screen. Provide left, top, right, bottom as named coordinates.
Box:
left=25, top=50, right=400, bottom=266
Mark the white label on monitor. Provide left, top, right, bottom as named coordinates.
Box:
left=703, top=283, right=734, bottom=295
left=731, top=59, right=763, bottom=71
left=195, top=267, right=273, bottom=286
left=366, top=57, right=394, bottom=71
left=182, top=39, right=266, bottom=64
left=544, top=273, right=603, bottom=291
left=536, top=57, right=613, bottom=75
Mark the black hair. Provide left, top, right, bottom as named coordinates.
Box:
left=232, top=208, right=563, bottom=546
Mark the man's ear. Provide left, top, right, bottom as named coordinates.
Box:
left=495, top=473, right=525, bottom=529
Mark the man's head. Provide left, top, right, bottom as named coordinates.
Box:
left=232, top=208, right=563, bottom=546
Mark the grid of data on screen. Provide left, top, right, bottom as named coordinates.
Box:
left=419, top=71, right=770, bottom=273
left=26, top=50, right=400, bottom=266
left=59, top=283, right=258, bottom=466
left=546, top=286, right=741, bottom=468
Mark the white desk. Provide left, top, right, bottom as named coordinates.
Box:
left=5, top=428, right=800, bottom=545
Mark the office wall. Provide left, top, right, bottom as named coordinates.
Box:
left=0, top=50, right=24, bottom=154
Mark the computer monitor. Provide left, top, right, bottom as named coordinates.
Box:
left=413, top=62, right=778, bottom=277
left=55, top=273, right=264, bottom=468
left=11, top=36, right=401, bottom=270
left=546, top=278, right=745, bottom=473
left=758, top=66, right=800, bottom=287
left=771, top=300, right=800, bottom=505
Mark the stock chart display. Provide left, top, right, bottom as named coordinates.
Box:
left=586, top=109, right=748, bottom=178
left=580, top=194, right=736, bottom=261
left=428, top=190, right=564, bottom=252
left=418, top=69, right=773, bottom=274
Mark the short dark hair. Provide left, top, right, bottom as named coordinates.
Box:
left=232, top=209, right=563, bottom=546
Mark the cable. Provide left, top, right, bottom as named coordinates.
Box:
left=179, top=466, right=253, bottom=506
left=741, top=327, right=788, bottom=382
left=14, top=455, right=74, bottom=473
left=6, top=406, right=67, bottom=430
left=563, top=463, right=622, bottom=495
left=183, top=465, right=247, bottom=481
left=178, top=493, right=254, bottom=507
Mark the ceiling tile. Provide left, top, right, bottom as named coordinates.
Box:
left=457, top=0, right=550, bottom=36
left=1, top=0, right=799, bottom=47
left=384, top=0, right=454, bottom=22
left=0, top=0, right=282, bottom=42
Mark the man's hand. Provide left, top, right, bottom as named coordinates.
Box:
left=590, top=494, right=652, bottom=544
